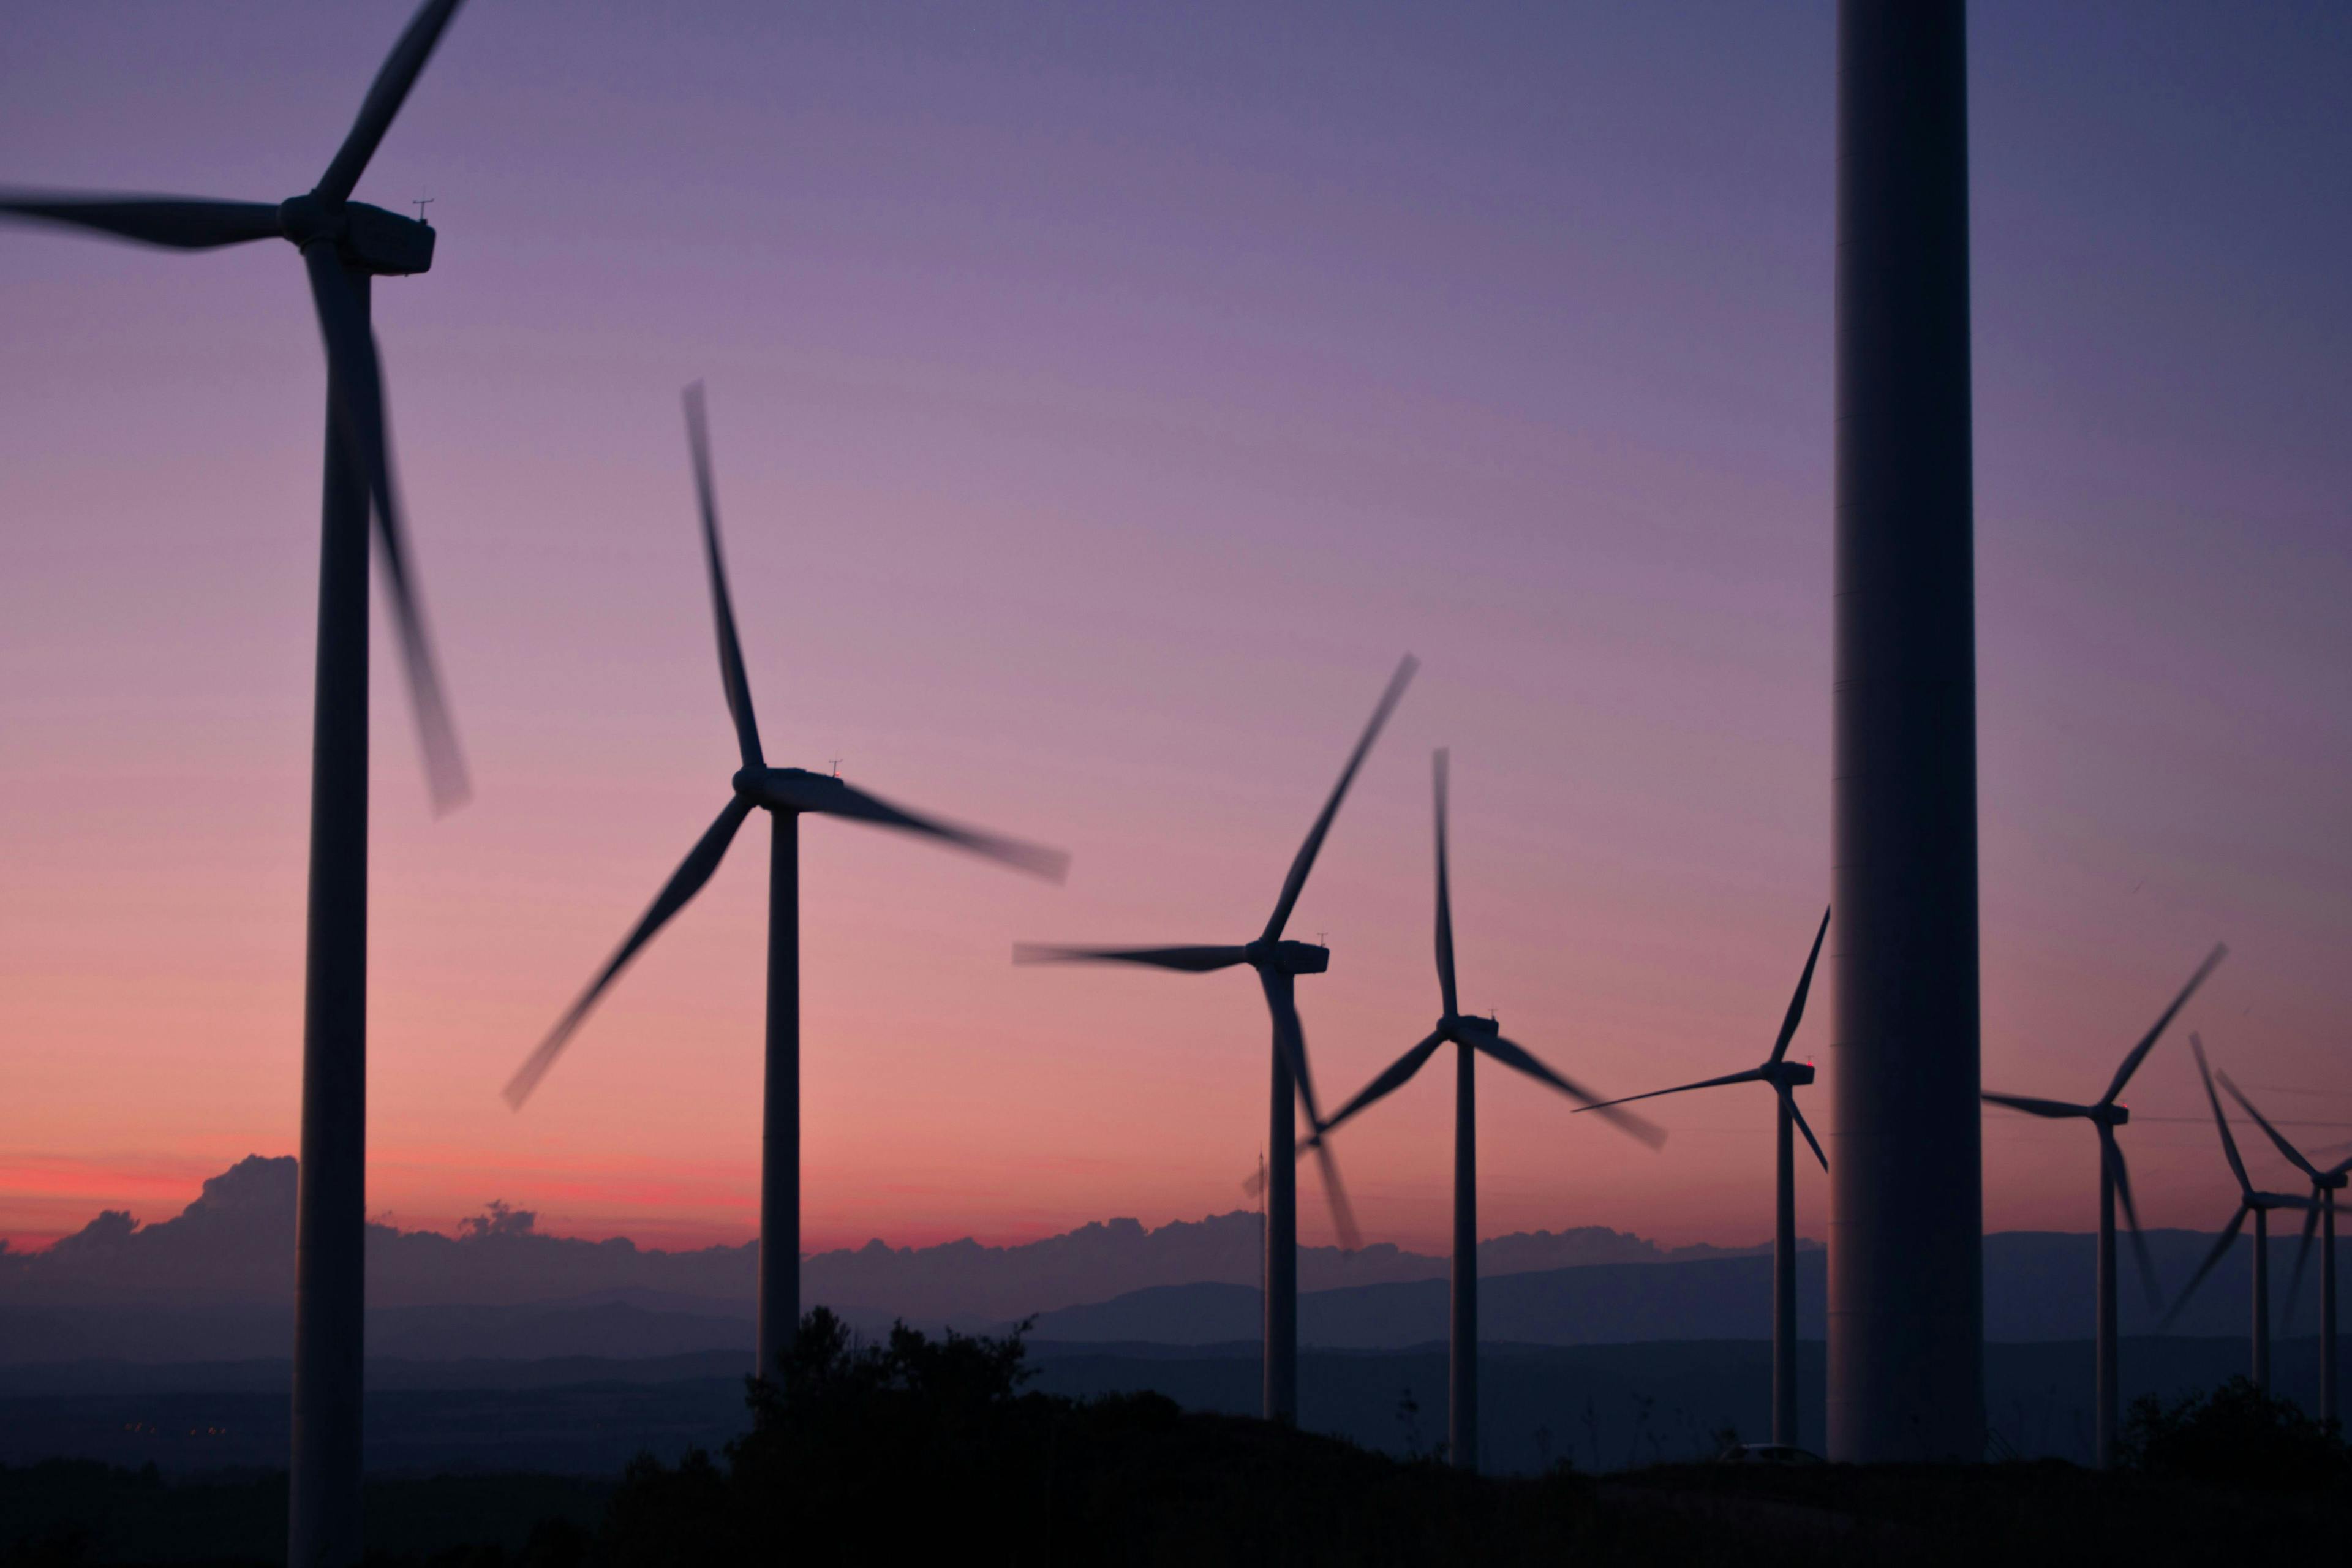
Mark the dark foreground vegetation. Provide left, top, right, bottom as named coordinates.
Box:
left=4, top=1316, right=2346, bottom=1566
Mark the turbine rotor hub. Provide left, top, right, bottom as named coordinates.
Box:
left=731, top=766, right=782, bottom=809
left=277, top=194, right=337, bottom=246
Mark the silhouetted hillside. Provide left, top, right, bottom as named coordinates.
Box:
left=15, top=1328, right=2343, bottom=1566
left=2, top=1336, right=2332, bottom=1479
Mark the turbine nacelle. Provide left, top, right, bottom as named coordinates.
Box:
left=277, top=194, right=435, bottom=275
left=1440, top=1011, right=1498, bottom=1039
left=737, top=764, right=843, bottom=813
left=1244, top=938, right=1329, bottom=975
left=1759, top=1059, right=1816, bottom=1090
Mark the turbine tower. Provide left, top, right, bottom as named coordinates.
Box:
left=1017, top=656, right=1415, bottom=1423
left=2218, top=1073, right=2348, bottom=1426
left=1828, top=0, right=1985, bottom=1461
left=2, top=4, right=473, bottom=1560
left=1576, top=909, right=1831, bottom=1452
left=1307, top=749, right=1662, bottom=1471
left=1978, top=945, right=2225, bottom=1468
left=2164, top=1035, right=2311, bottom=1393
left=506, top=385, right=1067, bottom=1387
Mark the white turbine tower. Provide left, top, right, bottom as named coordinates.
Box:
left=2217, top=1072, right=2348, bottom=1426
left=1977, top=945, right=2223, bottom=1467
left=1306, top=749, right=1662, bottom=1472
left=1577, top=910, right=1832, bottom=1453
left=506, top=386, right=1068, bottom=1386
left=2164, top=1034, right=2312, bottom=1393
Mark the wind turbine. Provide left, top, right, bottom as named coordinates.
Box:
left=1308, top=748, right=1663, bottom=1471
left=2164, top=1034, right=2312, bottom=1393
left=1574, top=908, right=1831, bottom=1453
left=1017, top=655, right=1417, bottom=1424
left=505, top=385, right=1068, bottom=1389
left=2218, top=1073, right=2349, bottom=1427
left=1977, top=944, right=2226, bottom=1469
left=4, top=6, right=472, bottom=1562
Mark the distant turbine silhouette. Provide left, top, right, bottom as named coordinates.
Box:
left=507, top=385, right=1066, bottom=1389
left=3, top=4, right=473, bottom=1561
left=1577, top=908, right=1830, bottom=1453
left=1018, top=655, right=1416, bottom=1423
left=2218, top=1071, right=2349, bottom=1428
left=2165, top=1034, right=2312, bottom=1393
left=1311, top=749, right=1662, bottom=1471
left=1977, top=944, right=2225, bottom=1468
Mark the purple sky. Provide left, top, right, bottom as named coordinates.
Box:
left=2, top=1, right=2346, bottom=1254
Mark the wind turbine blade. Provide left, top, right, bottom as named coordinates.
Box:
left=317, top=0, right=469, bottom=202
left=1768, top=906, right=1831, bottom=1063
left=1463, top=1027, right=1664, bottom=1148
left=2103, top=1131, right=2161, bottom=1312
left=1257, top=967, right=1329, bottom=1133
left=1980, top=1091, right=2094, bottom=1120
left=2189, top=1034, right=2253, bottom=1196
left=2160, top=1205, right=2248, bottom=1330
left=1310, top=1137, right=1362, bottom=1253
left=503, top=796, right=755, bottom=1108
left=1257, top=971, right=1365, bottom=1251
left=303, top=244, right=467, bottom=812
left=1432, top=747, right=1458, bottom=1016
left=2102, top=943, right=2226, bottom=1106
left=2283, top=1202, right=2321, bottom=1335
left=1787, top=1090, right=1828, bottom=1172
left=1261, top=654, right=1417, bottom=943
left=2218, top=1071, right=2322, bottom=1182
left=0, top=192, right=282, bottom=249
left=1319, top=1031, right=1447, bottom=1139
left=811, top=778, right=1068, bottom=881
left=1014, top=943, right=1246, bottom=972
left=682, top=383, right=763, bottom=769
left=1574, top=1068, right=1768, bottom=1113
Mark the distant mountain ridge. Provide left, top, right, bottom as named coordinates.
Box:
left=4, top=1156, right=2336, bottom=1373
left=1027, top=1231, right=2352, bottom=1347
left=0, top=1155, right=1779, bottom=1320
left=2, top=1228, right=2340, bottom=1369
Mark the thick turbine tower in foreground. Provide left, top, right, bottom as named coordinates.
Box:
left=1828, top=0, right=1985, bottom=1461
left=1018, top=656, right=1415, bottom=1423
left=2165, top=1035, right=2311, bottom=1393
left=507, top=386, right=1067, bottom=1385
left=1310, top=749, right=1661, bottom=1471
left=2, top=4, right=473, bottom=1561
left=1578, top=909, right=1830, bottom=1452
left=1978, top=944, right=2224, bottom=1468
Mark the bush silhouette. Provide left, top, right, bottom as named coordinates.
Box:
left=594, top=1307, right=1600, bottom=1566
left=2117, top=1377, right=2348, bottom=1493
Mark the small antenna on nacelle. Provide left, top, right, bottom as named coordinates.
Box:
left=412, top=195, right=434, bottom=224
